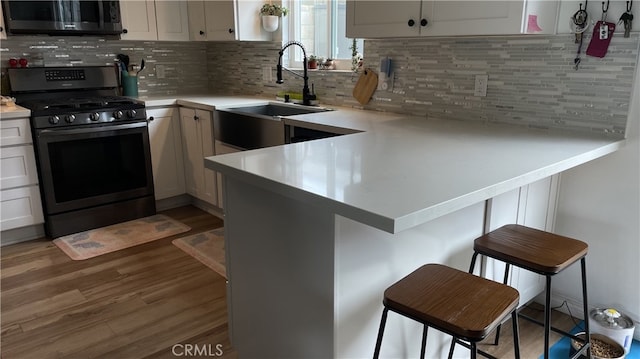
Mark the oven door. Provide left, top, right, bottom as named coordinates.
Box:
left=34, top=121, right=154, bottom=215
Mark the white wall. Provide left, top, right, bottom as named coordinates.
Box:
left=553, top=49, right=640, bottom=338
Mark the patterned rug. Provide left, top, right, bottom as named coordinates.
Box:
left=172, top=228, right=226, bottom=279
left=53, top=214, right=191, bottom=260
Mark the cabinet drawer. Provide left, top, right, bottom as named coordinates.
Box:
left=1, top=145, right=39, bottom=189
left=1, top=118, right=32, bottom=146
left=0, top=186, right=44, bottom=231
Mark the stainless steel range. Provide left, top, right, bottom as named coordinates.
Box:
left=8, top=66, right=156, bottom=238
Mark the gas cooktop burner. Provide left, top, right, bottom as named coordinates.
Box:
left=23, top=96, right=147, bottom=130
left=23, top=96, right=142, bottom=112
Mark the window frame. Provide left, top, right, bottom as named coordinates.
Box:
left=285, top=0, right=359, bottom=71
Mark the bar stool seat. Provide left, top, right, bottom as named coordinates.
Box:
left=373, top=263, right=521, bottom=359
left=471, top=224, right=591, bottom=359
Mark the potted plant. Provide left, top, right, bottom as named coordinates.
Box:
left=260, top=3, right=288, bottom=32
left=307, top=55, right=319, bottom=70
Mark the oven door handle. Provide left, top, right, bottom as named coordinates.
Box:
left=37, top=121, right=147, bottom=136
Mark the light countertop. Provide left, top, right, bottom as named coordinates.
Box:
left=205, top=115, right=623, bottom=233
left=138, top=94, right=624, bottom=233
left=142, top=95, right=270, bottom=111
left=0, top=104, right=30, bottom=119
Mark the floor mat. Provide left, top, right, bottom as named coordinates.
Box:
left=53, top=214, right=191, bottom=260
left=540, top=321, right=639, bottom=359
left=172, top=228, right=226, bottom=279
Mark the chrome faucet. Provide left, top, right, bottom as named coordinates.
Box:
left=276, top=41, right=315, bottom=106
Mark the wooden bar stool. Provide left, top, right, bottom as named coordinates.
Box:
left=373, top=264, right=521, bottom=359
left=470, top=224, right=591, bottom=359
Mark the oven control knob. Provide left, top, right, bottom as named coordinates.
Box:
left=65, top=114, right=76, bottom=123
left=113, top=110, right=123, bottom=119
left=48, top=115, right=60, bottom=125
left=89, top=112, right=100, bottom=121
left=127, top=109, right=137, bottom=118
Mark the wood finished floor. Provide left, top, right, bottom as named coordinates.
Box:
left=1, top=205, right=579, bottom=358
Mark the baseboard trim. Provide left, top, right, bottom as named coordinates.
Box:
left=1, top=195, right=224, bottom=245
left=190, top=197, right=223, bottom=219
left=1, top=224, right=46, bottom=246
left=156, top=194, right=192, bottom=211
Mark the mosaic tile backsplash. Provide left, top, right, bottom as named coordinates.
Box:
left=0, top=37, right=209, bottom=96
left=1, top=33, right=638, bottom=137
left=208, top=34, right=639, bottom=137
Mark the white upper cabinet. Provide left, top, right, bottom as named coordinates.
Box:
left=0, top=6, right=6, bottom=40
left=346, top=0, right=559, bottom=38
left=187, top=0, right=277, bottom=41
left=188, top=0, right=236, bottom=41
left=120, top=0, right=158, bottom=40
left=155, top=1, right=190, bottom=41
left=120, top=0, right=189, bottom=41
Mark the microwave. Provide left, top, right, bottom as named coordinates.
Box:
left=2, top=0, right=122, bottom=36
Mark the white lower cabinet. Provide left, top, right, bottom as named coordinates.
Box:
left=482, top=175, right=560, bottom=306
left=179, top=107, right=217, bottom=206
left=0, top=117, right=44, bottom=233
left=0, top=186, right=44, bottom=231
left=147, top=107, right=186, bottom=200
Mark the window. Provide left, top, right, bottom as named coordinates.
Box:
left=285, top=0, right=363, bottom=70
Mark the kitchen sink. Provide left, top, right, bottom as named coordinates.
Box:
left=221, top=103, right=333, bottom=117
left=214, top=103, right=333, bottom=151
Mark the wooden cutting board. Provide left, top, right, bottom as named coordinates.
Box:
left=352, top=68, right=378, bottom=105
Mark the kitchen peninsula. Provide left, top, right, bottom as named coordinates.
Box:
left=204, top=107, right=623, bottom=358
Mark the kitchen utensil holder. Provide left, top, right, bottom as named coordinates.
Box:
left=122, top=74, right=138, bottom=97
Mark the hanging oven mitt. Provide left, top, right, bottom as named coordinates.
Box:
left=586, top=21, right=616, bottom=58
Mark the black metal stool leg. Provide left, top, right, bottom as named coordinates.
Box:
left=469, top=252, right=480, bottom=273
left=543, top=275, right=552, bottom=359
left=581, top=258, right=591, bottom=358
left=420, top=325, right=428, bottom=359
left=470, top=342, right=478, bottom=359
left=493, top=263, right=511, bottom=345
left=447, top=337, right=456, bottom=359
left=511, top=310, right=521, bottom=359
left=373, top=308, right=389, bottom=359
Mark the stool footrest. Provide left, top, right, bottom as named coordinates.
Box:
left=570, top=343, right=591, bottom=359
left=517, top=312, right=591, bottom=359
left=451, top=338, right=499, bottom=359
left=518, top=313, right=587, bottom=342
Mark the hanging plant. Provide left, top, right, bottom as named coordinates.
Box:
left=260, top=3, right=288, bottom=17
left=260, top=2, right=288, bottom=32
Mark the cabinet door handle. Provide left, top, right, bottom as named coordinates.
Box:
left=148, top=116, right=154, bottom=122
left=408, top=19, right=415, bottom=27
left=122, top=28, right=128, bottom=34
left=421, top=19, right=428, bottom=26
left=228, top=28, right=234, bottom=34
left=199, top=30, right=205, bottom=35
left=0, top=26, right=4, bottom=33
left=194, top=115, right=199, bottom=121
